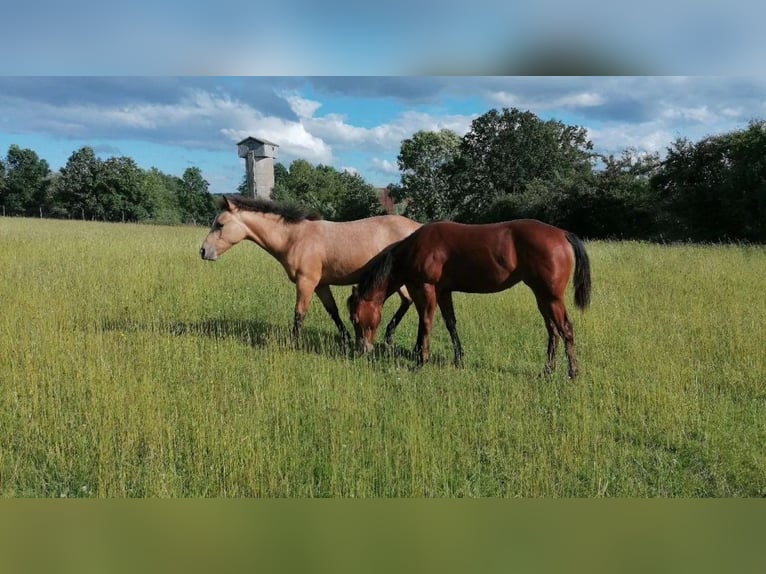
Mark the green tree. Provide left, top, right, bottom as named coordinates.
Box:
left=652, top=121, right=766, bottom=241
left=333, top=171, right=384, bottom=221
left=53, top=146, right=101, bottom=219
left=585, top=149, right=661, bottom=238
left=143, top=168, right=183, bottom=224
left=0, top=158, right=6, bottom=214
left=393, top=129, right=461, bottom=221
left=271, top=160, right=382, bottom=221
left=450, top=108, right=595, bottom=221
left=177, top=167, right=216, bottom=224
left=99, top=156, right=148, bottom=221
left=2, top=144, right=51, bottom=216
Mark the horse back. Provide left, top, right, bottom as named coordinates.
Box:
left=302, top=215, right=421, bottom=285
left=402, top=219, right=573, bottom=293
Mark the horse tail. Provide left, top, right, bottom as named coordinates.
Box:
left=566, top=232, right=592, bottom=310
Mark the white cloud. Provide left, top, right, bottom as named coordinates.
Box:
left=660, top=104, right=717, bottom=123
left=302, top=109, right=475, bottom=152
left=370, top=158, right=399, bottom=175
left=487, top=90, right=605, bottom=110
left=587, top=122, right=676, bottom=156
left=284, top=94, right=323, bottom=119
left=340, top=166, right=360, bottom=176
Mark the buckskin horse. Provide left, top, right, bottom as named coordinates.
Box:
left=200, top=194, right=421, bottom=345
left=347, top=219, right=592, bottom=378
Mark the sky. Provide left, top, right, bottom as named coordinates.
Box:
left=1, top=76, right=765, bottom=194
left=1, top=77, right=765, bottom=195
left=2, top=0, right=765, bottom=194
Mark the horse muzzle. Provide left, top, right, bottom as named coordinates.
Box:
left=357, top=338, right=375, bottom=354
left=200, top=245, right=217, bottom=261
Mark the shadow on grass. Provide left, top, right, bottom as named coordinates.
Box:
left=100, top=316, right=544, bottom=376
left=99, top=316, right=353, bottom=360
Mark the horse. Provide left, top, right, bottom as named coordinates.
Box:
left=347, top=219, right=592, bottom=378
left=200, top=194, right=421, bottom=346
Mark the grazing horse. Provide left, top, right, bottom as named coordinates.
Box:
left=200, top=194, right=421, bottom=345
left=347, top=219, right=592, bottom=378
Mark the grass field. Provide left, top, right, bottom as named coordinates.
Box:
left=1, top=217, right=765, bottom=497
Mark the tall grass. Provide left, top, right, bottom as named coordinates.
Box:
left=1, top=218, right=764, bottom=497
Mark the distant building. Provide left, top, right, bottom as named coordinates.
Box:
left=237, top=136, right=279, bottom=198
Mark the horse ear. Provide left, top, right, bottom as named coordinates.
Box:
left=222, top=194, right=238, bottom=212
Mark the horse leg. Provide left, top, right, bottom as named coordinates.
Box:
left=314, top=284, right=351, bottom=346
left=535, top=294, right=559, bottom=376
left=383, top=288, right=412, bottom=346
left=437, top=290, right=463, bottom=367
left=292, top=277, right=317, bottom=345
left=410, top=284, right=436, bottom=366
left=556, top=303, right=578, bottom=379
left=539, top=296, right=578, bottom=379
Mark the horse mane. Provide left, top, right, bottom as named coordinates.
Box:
left=222, top=194, right=323, bottom=223
left=357, top=242, right=399, bottom=298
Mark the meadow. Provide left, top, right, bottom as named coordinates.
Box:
left=1, top=217, right=764, bottom=497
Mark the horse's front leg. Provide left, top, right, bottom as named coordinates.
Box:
left=292, top=277, right=317, bottom=345
left=315, top=284, right=351, bottom=347
left=437, top=290, right=463, bottom=367
left=384, top=288, right=412, bottom=346
left=411, top=284, right=436, bottom=366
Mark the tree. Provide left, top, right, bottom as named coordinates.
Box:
left=143, top=168, right=183, bottom=224
left=53, top=146, right=101, bottom=219
left=393, top=129, right=461, bottom=221
left=271, top=160, right=382, bottom=221
left=99, top=156, right=147, bottom=221
left=652, top=121, right=766, bottom=241
left=177, top=167, right=216, bottom=224
left=449, top=108, right=595, bottom=221
left=585, top=149, right=661, bottom=238
left=2, top=145, right=51, bottom=216
left=0, top=158, right=6, bottom=213
left=333, top=171, right=383, bottom=221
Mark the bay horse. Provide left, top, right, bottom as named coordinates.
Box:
left=200, top=194, right=421, bottom=345
left=347, top=219, right=592, bottom=378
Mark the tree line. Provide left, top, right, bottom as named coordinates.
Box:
left=2, top=107, right=765, bottom=242
left=389, top=108, right=766, bottom=242
left=0, top=145, right=217, bottom=224
left=0, top=144, right=386, bottom=226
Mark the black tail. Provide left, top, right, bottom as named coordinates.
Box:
left=566, top=233, right=591, bottom=310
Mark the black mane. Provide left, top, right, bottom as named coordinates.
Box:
left=222, top=194, right=323, bottom=223
left=357, top=242, right=398, bottom=298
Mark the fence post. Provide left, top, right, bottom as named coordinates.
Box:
left=40, top=207, right=43, bottom=219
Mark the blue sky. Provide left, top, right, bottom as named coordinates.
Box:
left=1, top=77, right=765, bottom=195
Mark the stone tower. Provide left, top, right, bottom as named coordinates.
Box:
left=237, top=136, right=279, bottom=198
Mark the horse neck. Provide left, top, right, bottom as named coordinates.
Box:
left=366, top=278, right=392, bottom=305
left=240, top=211, right=293, bottom=257
left=367, top=261, right=402, bottom=305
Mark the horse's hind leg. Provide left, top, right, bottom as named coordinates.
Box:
left=558, top=306, right=578, bottom=379
left=384, top=288, right=412, bottom=346
left=535, top=294, right=560, bottom=376
left=437, top=290, right=464, bottom=367
left=315, top=284, right=351, bottom=346
left=539, top=296, right=578, bottom=379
